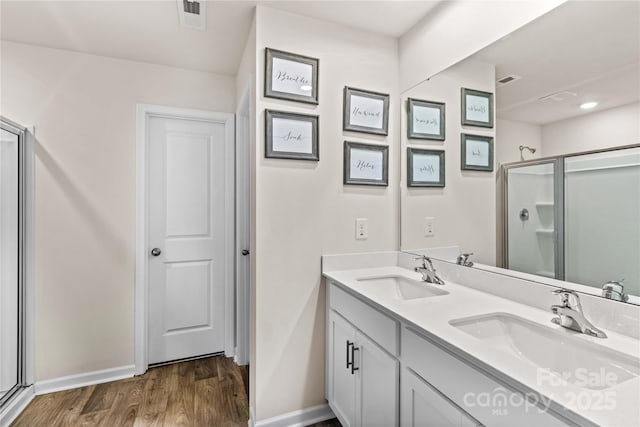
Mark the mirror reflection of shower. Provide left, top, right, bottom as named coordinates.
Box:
left=505, top=145, right=640, bottom=299
left=519, top=145, right=537, bottom=160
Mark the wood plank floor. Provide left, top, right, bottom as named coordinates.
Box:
left=11, top=355, right=342, bottom=427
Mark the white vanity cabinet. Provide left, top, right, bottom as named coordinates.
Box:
left=402, top=327, right=572, bottom=427
left=326, top=279, right=579, bottom=427
left=401, top=367, right=482, bottom=427
left=327, top=283, right=399, bottom=427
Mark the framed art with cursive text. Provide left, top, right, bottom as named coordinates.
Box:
left=407, top=98, right=445, bottom=140
left=265, top=48, right=319, bottom=104
left=343, top=87, right=390, bottom=135
left=407, top=147, right=445, bottom=187
left=461, top=133, right=494, bottom=171
left=461, top=88, right=493, bottom=128
left=343, top=141, right=388, bottom=186
left=265, top=110, right=319, bottom=161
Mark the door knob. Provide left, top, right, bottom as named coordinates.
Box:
left=241, top=249, right=250, bottom=256
left=150, top=248, right=162, bottom=256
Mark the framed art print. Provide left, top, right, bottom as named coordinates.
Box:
left=265, top=109, right=319, bottom=161
left=343, top=141, right=388, bottom=186
left=461, top=88, right=494, bottom=128
left=407, top=98, right=445, bottom=141
left=461, top=133, right=494, bottom=171
left=343, top=87, right=390, bottom=135
left=265, top=48, right=319, bottom=104
left=407, top=148, right=445, bottom=187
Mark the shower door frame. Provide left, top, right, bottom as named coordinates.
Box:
left=502, top=157, right=565, bottom=281
left=502, top=143, right=640, bottom=282
left=0, top=116, right=35, bottom=422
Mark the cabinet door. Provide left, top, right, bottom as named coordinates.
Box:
left=357, top=331, right=399, bottom=427
left=329, top=312, right=357, bottom=427
left=401, top=368, right=482, bottom=427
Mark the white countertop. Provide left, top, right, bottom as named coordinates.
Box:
left=323, top=265, right=640, bottom=427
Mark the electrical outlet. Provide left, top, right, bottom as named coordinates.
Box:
left=424, top=217, right=435, bottom=237
left=356, top=218, right=369, bottom=240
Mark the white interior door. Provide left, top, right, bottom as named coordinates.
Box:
left=148, top=115, right=229, bottom=364
left=235, top=89, right=251, bottom=366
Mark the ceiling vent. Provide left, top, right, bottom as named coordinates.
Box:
left=539, top=91, right=578, bottom=102
left=177, top=0, right=206, bottom=31
left=496, top=75, right=522, bottom=85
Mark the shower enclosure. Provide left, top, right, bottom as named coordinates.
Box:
left=0, top=116, right=30, bottom=416
left=503, top=145, right=640, bottom=298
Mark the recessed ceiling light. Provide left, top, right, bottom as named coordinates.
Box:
left=580, top=101, right=598, bottom=110
left=300, top=85, right=312, bottom=92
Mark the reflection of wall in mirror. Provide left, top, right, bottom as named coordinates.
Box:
left=497, top=102, right=639, bottom=164
left=542, top=102, right=639, bottom=157
left=401, top=58, right=496, bottom=265
left=496, top=119, right=542, bottom=165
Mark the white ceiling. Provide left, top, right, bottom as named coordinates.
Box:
left=0, top=0, right=439, bottom=76
left=471, top=1, right=640, bottom=125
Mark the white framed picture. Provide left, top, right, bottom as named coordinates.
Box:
left=343, top=141, right=388, bottom=186
left=265, top=48, right=319, bottom=104
left=343, top=87, right=390, bottom=135
left=461, top=133, right=494, bottom=171
left=265, top=110, right=319, bottom=161
left=461, top=88, right=494, bottom=128
left=407, top=148, right=445, bottom=187
left=407, top=98, right=445, bottom=141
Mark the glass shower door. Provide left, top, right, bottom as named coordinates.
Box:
left=564, top=147, right=640, bottom=296
left=505, top=159, right=563, bottom=280
left=0, top=124, right=21, bottom=405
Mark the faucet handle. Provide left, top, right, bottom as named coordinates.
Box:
left=552, top=288, right=580, bottom=308
left=414, top=255, right=433, bottom=267
left=603, top=278, right=625, bottom=287
left=602, top=279, right=628, bottom=302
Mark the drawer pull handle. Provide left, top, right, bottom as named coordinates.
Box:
left=351, top=345, right=359, bottom=374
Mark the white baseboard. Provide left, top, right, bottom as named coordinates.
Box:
left=35, top=364, right=135, bottom=395
left=0, top=385, right=35, bottom=426
left=250, top=403, right=335, bottom=427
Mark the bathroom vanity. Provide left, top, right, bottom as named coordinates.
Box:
left=322, top=252, right=640, bottom=427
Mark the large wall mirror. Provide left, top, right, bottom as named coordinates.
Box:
left=399, top=1, right=640, bottom=305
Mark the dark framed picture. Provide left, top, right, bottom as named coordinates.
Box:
left=343, top=87, right=389, bottom=135
left=407, top=148, right=445, bottom=187
left=461, top=88, right=494, bottom=128
left=265, top=109, right=319, bottom=161
left=343, top=141, right=388, bottom=186
left=461, top=133, right=494, bottom=171
left=265, top=48, right=319, bottom=104
left=407, top=98, right=445, bottom=140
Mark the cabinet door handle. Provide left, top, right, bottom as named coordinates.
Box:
left=346, top=340, right=354, bottom=369
left=351, top=345, right=359, bottom=374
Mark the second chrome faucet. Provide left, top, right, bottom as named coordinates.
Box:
left=415, top=256, right=445, bottom=285
left=550, top=288, right=607, bottom=338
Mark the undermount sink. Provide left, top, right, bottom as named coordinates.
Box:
left=357, top=275, right=449, bottom=300
left=449, top=313, right=640, bottom=390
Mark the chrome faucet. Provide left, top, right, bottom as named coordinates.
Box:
left=602, top=279, right=629, bottom=302
left=456, top=252, right=474, bottom=267
left=550, top=289, right=607, bottom=338
left=415, top=256, right=445, bottom=285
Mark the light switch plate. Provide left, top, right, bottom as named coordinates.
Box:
left=356, top=218, right=368, bottom=240
left=424, top=217, right=435, bottom=237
